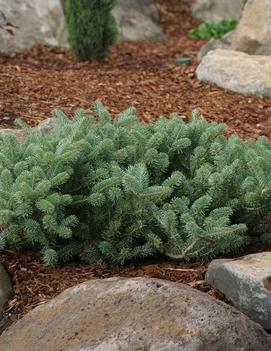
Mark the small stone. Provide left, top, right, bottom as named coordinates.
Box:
left=176, top=57, right=192, bottom=64
left=35, top=118, right=55, bottom=133
left=0, top=277, right=270, bottom=350
left=196, top=49, right=271, bottom=96
left=206, top=252, right=271, bottom=329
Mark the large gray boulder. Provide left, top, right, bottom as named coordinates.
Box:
left=196, top=49, right=271, bottom=96
left=0, top=277, right=271, bottom=351
left=0, top=264, right=12, bottom=318
left=113, top=0, right=164, bottom=42
left=192, top=0, right=243, bottom=22
left=0, top=0, right=67, bottom=54
left=206, top=252, right=271, bottom=329
left=231, top=0, right=271, bottom=55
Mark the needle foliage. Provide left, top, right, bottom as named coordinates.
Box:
left=0, top=102, right=270, bottom=266
left=65, top=0, right=117, bottom=61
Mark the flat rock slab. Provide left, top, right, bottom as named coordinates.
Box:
left=0, top=264, right=12, bottom=317
left=0, top=277, right=271, bottom=351
left=196, top=49, right=271, bottom=95
left=206, top=252, right=271, bottom=329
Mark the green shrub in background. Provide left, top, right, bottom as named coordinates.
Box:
left=188, top=18, right=238, bottom=40
left=0, top=102, right=271, bottom=266
left=65, top=0, right=118, bottom=61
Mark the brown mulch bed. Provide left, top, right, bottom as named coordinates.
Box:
left=0, top=0, right=270, bottom=333
left=0, top=0, right=270, bottom=140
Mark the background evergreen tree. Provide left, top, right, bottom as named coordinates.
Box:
left=65, top=0, right=118, bottom=61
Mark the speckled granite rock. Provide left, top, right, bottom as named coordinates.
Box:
left=197, top=49, right=271, bottom=95
left=0, top=277, right=270, bottom=351
left=0, top=0, right=67, bottom=54
left=206, top=252, right=271, bottom=329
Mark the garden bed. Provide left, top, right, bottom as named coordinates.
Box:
left=0, top=0, right=270, bottom=140
left=0, top=0, right=270, bottom=334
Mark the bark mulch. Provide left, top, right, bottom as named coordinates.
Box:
left=0, top=0, right=270, bottom=334
left=0, top=0, right=270, bottom=140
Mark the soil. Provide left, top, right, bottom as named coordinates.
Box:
left=0, top=0, right=270, bottom=334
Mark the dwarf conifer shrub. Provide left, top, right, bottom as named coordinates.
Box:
left=65, top=0, right=117, bottom=61
left=0, top=102, right=271, bottom=266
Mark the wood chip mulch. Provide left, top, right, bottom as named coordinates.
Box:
left=0, top=0, right=270, bottom=333
left=0, top=0, right=270, bottom=140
